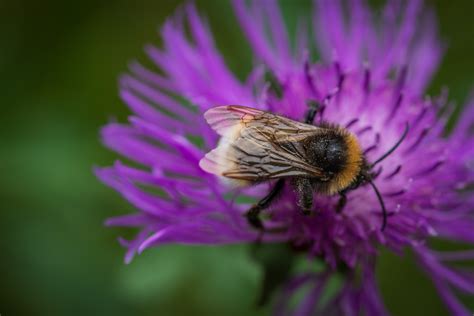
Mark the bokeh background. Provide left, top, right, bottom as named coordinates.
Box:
left=1, top=0, right=473, bottom=315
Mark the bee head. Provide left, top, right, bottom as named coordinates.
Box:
left=347, top=124, right=409, bottom=231
left=355, top=123, right=410, bottom=188
left=345, top=160, right=371, bottom=191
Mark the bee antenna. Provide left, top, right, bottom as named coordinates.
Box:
left=371, top=123, right=409, bottom=167
left=368, top=180, right=387, bottom=231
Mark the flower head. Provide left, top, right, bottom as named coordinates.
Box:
left=96, top=1, right=474, bottom=315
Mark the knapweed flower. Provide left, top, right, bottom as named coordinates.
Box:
left=96, top=1, right=474, bottom=315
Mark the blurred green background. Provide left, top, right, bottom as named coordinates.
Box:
left=0, top=1, right=472, bottom=315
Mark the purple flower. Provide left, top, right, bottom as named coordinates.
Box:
left=96, top=1, right=474, bottom=315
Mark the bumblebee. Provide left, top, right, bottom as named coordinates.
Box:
left=199, top=103, right=408, bottom=231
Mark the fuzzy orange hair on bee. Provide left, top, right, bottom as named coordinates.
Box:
left=199, top=103, right=408, bottom=231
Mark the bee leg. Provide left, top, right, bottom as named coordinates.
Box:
left=305, top=100, right=321, bottom=124
left=298, top=193, right=313, bottom=216
left=294, top=178, right=314, bottom=215
left=245, top=179, right=285, bottom=230
left=246, top=206, right=264, bottom=230
left=336, top=192, right=347, bottom=213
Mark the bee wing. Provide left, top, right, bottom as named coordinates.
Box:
left=203, top=105, right=318, bottom=137
left=200, top=105, right=327, bottom=183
